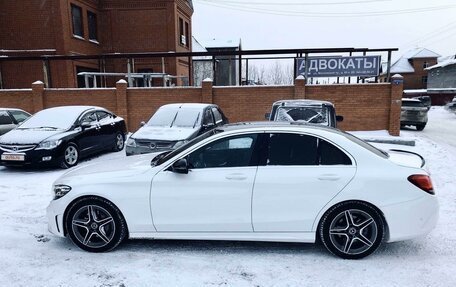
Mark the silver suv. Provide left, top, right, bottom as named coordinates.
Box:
left=0, top=108, right=31, bottom=136
left=400, top=99, right=428, bottom=131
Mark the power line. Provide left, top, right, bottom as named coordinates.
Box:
left=196, top=1, right=456, bottom=18
left=198, top=0, right=391, bottom=6
left=400, top=20, right=456, bottom=48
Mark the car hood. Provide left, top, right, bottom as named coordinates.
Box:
left=132, top=126, right=199, bottom=141
left=0, top=128, right=63, bottom=144
left=56, top=153, right=163, bottom=183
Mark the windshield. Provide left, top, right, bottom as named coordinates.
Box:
left=155, top=129, right=222, bottom=166
left=148, top=107, right=201, bottom=128
left=18, top=108, right=80, bottom=130
left=275, top=106, right=329, bottom=125
left=402, top=101, right=425, bottom=108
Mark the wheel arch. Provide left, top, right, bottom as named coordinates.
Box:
left=314, top=200, right=390, bottom=243
left=62, top=195, right=129, bottom=238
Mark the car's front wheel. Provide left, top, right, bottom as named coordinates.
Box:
left=60, top=143, right=79, bottom=169
left=319, top=201, right=384, bottom=259
left=65, top=197, right=127, bottom=252
left=416, top=124, right=426, bottom=131
left=112, top=132, right=125, bottom=152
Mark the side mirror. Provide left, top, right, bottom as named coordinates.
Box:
left=171, top=158, right=189, bottom=174
left=203, top=122, right=215, bottom=129
left=265, top=113, right=271, bottom=120
left=81, top=121, right=92, bottom=128
left=140, top=121, right=146, bottom=127
left=336, top=115, right=344, bottom=122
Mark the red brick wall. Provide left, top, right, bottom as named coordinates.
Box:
left=0, top=0, right=193, bottom=89
left=0, top=80, right=402, bottom=135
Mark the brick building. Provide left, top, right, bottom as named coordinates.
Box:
left=0, top=0, right=193, bottom=89
left=380, top=48, right=440, bottom=90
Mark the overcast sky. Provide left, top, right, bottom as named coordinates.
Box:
left=192, top=0, right=456, bottom=60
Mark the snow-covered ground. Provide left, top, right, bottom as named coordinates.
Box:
left=0, top=107, right=455, bottom=287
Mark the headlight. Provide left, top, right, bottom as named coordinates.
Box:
left=53, top=184, right=72, bottom=200
left=173, top=140, right=187, bottom=148
left=126, top=138, right=137, bottom=147
left=36, top=139, right=62, bottom=150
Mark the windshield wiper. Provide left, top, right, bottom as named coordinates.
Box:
left=18, top=126, right=59, bottom=130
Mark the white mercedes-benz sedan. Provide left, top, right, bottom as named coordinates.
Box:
left=47, top=122, right=438, bottom=259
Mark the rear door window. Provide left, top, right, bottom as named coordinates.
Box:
left=319, top=139, right=352, bottom=165
left=267, top=133, right=318, bottom=166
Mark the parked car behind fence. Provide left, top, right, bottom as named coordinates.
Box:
left=266, top=100, right=343, bottom=128
left=400, top=99, right=429, bottom=131
left=126, top=103, right=228, bottom=156
left=0, top=106, right=127, bottom=168
left=0, top=108, right=31, bottom=135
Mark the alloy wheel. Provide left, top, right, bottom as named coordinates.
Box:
left=328, top=209, right=378, bottom=256
left=71, top=205, right=116, bottom=248
left=64, top=145, right=78, bottom=166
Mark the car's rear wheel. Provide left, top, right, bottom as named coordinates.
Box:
left=112, top=132, right=124, bottom=152
left=60, top=143, right=79, bottom=169
left=65, top=197, right=127, bottom=252
left=319, top=201, right=384, bottom=259
left=416, top=124, right=426, bottom=131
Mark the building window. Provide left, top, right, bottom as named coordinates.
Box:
left=179, top=18, right=186, bottom=46
left=423, top=62, right=429, bottom=68
left=422, top=76, right=428, bottom=84
left=71, top=4, right=84, bottom=38
left=87, top=11, right=98, bottom=42
left=185, top=22, right=189, bottom=48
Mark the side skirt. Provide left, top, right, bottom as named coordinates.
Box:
left=129, top=232, right=316, bottom=243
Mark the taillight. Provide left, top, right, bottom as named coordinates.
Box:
left=408, top=174, right=434, bottom=195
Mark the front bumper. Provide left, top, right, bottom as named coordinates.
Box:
left=46, top=200, right=66, bottom=237
left=0, top=149, right=63, bottom=167
left=125, top=145, right=172, bottom=156
left=383, top=194, right=439, bottom=242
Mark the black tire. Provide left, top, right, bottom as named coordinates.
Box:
left=416, top=124, right=426, bottom=131
left=319, top=201, right=384, bottom=259
left=65, top=197, right=127, bottom=252
left=60, top=143, right=79, bottom=169
left=112, top=132, right=125, bottom=152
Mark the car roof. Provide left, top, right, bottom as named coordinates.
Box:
left=218, top=121, right=341, bottom=134
left=402, top=98, right=421, bottom=103
left=41, top=105, right=104, bottom=114
left=0, top=108, right=29, bottom=112
left=159, top=103, right=214, bottom=110
left=272, top=99, right=334, bottom=107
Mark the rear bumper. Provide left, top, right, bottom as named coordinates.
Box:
left=383, top=195, right=439, bottom=242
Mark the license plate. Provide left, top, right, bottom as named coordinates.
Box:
left=1, top=154, right=25, bottom=161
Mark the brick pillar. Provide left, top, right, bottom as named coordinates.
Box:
left=116, top=79, right=129, bottom=130
left=31, top=80, right=45, bottom=113
left=201, top=78, right=213, bottom=103
left=389, top=74, right=403, bottom=136
left=294, top=75, right=306, bottom=99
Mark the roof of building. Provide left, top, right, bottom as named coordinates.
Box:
left=192, top=37, right=211, bottom=60
left=200, top=38, right=241, bottom=49
left=385, top=47, right=441, bottom=74
left=402, top=47, right=441, bottom=59
left=426, top=54, right=456, bottom=70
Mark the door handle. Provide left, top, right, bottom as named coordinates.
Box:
left=318, top=174, right=340, bottom=181
left=225, top=174, right=247, bottom=180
